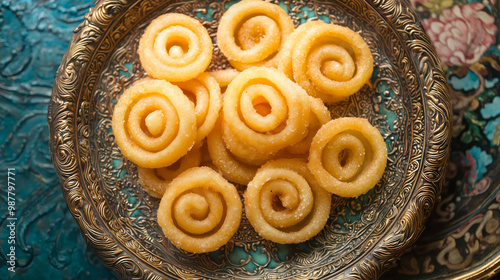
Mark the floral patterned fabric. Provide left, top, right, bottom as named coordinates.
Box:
left=423, top=2, right=496, bottom=66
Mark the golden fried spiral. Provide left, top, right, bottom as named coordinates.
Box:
left=286, top=96, right=331, bottom=155
left=157, top=167, right=242, bottom=253
left=173, top=72, right=222, bottom=147
left=206, top=119, right=260, bottom=185
left=279, top=21, right=373, bottom=103
left=112, top=79, right=196, bottom=168
left=222, top=67, right=310, bottom=159
left=137, top=147, right=201, bottom=198
left=244, top=158, right=331, bottom=243
left=217, top=0, right=294, bottom=70
left=221, top=122, right=280, bottom=164
left=308, top=117, right=387, bottom=197
left=138, top=13, right=212, bottom=82
left=208, top=68, right=240, bottom=88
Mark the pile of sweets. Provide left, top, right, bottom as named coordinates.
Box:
left=111, top=0, right=387, bottom=254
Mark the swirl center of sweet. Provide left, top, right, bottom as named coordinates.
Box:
left=253, top=95, right=272, bottom=116
left=266, top=180, right=300, bottom=211
left=173, top=189, right=225, bottom=235
left=165, top=36, right=189, bottom=59
left=237, top=16, right=280, bottom=51
left=322, top=60, right=344, bottom=80
left=168, top=45, right=185, bottom=58
left=239, top=84, right=287, bottom=133
left=145, top=110, right=166, bottom=137
left=322, top=133, right=366, bottom=181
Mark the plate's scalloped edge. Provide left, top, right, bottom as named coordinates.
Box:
left=345, top=0, right=452, bottom=278
left=47, top=1, right=165, bottom=279
left=47, top=0, right=453, bottom=279
left=451, top=254, right=500, bottom=280
left=288, top=0, right=454, bottom=278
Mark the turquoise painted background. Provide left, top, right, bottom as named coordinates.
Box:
left=0, top=0, right=117, bottom=278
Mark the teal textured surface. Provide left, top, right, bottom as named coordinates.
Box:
left=0, top=0, right=116, bottom=279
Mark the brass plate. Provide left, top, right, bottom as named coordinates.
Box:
left=48, top=0, right=452, bottom=278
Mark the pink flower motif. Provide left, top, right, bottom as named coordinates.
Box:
left=422, top=3, right=497, bottom=66
left=459, top=150, right=478, bottom=194
left=468, top=177, right=491, bottom=196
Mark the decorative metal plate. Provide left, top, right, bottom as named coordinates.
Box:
left=48, top=0, right=452, bottom=279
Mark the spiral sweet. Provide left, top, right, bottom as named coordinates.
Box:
left=217, top=0, right=294, bottom=71
left=209, top=68, right=240, bottom=88
left=157, top=167, right=242, bottom=253
left=279, top=21, right=373, bottom=103
left=221, top=122, right=281, bottom=164
left=308, top=117, right=387, bottom=197
left=244, top=158, right=331, bottom=244
left=111, top=78, right=197, bottom=168
left=137, top=147, right=201, bottom=198
left=138, top=13, right=212, bottom=82
left=174, top=72, right=222, bottom=147
left=222, top=67, right=310, bottom=158
left=206, top=119, right=260, bottom=185
left=286, top=96, right=332, bottom=155
left=279, top=21, right=320, bottom=80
